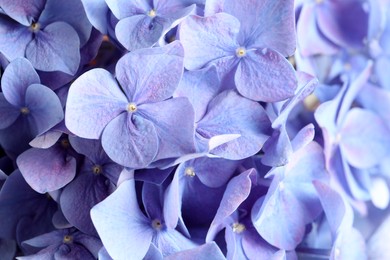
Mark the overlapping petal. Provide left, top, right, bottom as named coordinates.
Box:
left=26, top=22, right=81, bottom=75
left=0, top=0, right=45, bottom=26
left=65, top=68, right=128, bottom=139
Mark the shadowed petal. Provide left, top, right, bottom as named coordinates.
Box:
left=17, top=147, right=77, bottom=193
left=25, top=84, right=64, bottom=136
left=115, top=41, right=184, bottom=103
left=179, top=13, right=239, bottom=70
left=174, top=66, right=221, bottom=122
left=26, top=22, right=80, bottom=75
left=0, top=94, right=20, bottom=129
left=38, top=0, right=92, bottom=46
left=105, top=0, right=151, bottom=19
left=138, top=97, right=195, bottom=161
left=197, top=90, right=270, bottom=159
left=0, top=0, right=45, bottom=26
left=1, top=58, right=40, bottom=107
left=235, top=49, right=297, bottom=102
left=102, top=113, right=159, bottom=168
left=65, top=68, right=128, bottom=139
left=81, top=0, right=110, bottom=34
left=91, top=179, right=154, bottom=260
left=115, top=15, right=165, bottom=51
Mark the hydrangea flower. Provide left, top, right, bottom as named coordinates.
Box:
left=0, top=0, right=92, bottom=75
left=0, top=58, right=64, bottom=158
left=65, top=41, right=195, bottom=168
left=179, top=0, right=297, bottom=102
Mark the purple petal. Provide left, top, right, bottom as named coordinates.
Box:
left=207, top=0, right=295, bottom=56
left=17, top=147, right=77, bottom=193
left=164, top=169, right=180, bottom=230
left=65, top=68, right=128, bottom=139
left=25, top=83, right=64, bottom=135
left=0, top=0, right=45, bottom=26
left=154, top=230, right=197, bottom=256
left=340, top=108, right=390, bottom=169
left=26, top=22, right=80, bottom=75
left=115, top=15, right=164, bottom=51
left=165, top=242, right=225, bottom=260
left=191, top=157, right=240, bottom=188
left=206, top=169, right=256, bottom=242
left=105, top=0, right=151, bottom=19
left=179, top=13, right=239, bottom=70
left=0, top=94, right=20, bottom=129
left=235, top=48, right=297, bottom=102
left=101, top=113, right=159, bottom=168
left=0, top=16, right=32, bottom=61
left=138, top=97, right=195, bottom=161
left=197, top=90, right=270, bottom=159
left=91, top=179, right=154, bottom=260
left=316, top=0, right=368, bottom=49
left=115, top=41, right=184, bottom=104
left=296, top=3, right=339, bottom=56
left=38, top=0, right=92, bottom=46
left=60, top=173, right=112, bottom=236
left=81, top=0, right=110, bottom=34
left=261, top=127, right=293, bottom=167
left=174, top=66, right=221, bottom=122
left=1, top=57, right=40, bottom=107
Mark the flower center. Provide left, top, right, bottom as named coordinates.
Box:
left=152, top=219, right=163, bottom=230
left=127, top=103, right=137, bottom=113
left=20, top=107, right=30, bottom=115
left=30, top=22, right=40, bottom=32
left=147, top=9, right=157, bottom=18
left=236, top=47, right=247, bottom=57
left=315, top=0, right=323, bottom=4
left=232, top=223, right=246, bottom=233
left=92, top=165, right=102, bottom=175
left=60, top=139, right=70, bottom=149
left=63, top=235, right=73, bottom=243
left=184, top=167, right=195, bottom=177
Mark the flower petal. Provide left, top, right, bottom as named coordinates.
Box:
left=179, top=13, right=239, bottom=70
left=1, top=57, right=40, bottom=107
left=102, top=113, right=159, bottom=168
left=340, top=108, right=390, bottom=169
left=235, top=48, right=297, bottom=102
left=91, top=179, right=154, bottom=260
left=0, top=94, right=20, bottom=129
left=115, top=41, right=184, bottom=103
left=25, top=83, right=64, bottom=136
left=0, top=0, right=45, bottom=26
left=26, top=21, right=80, bottom=75
left=138, top=97, right=195, bottom=161
left=65, top=68, right=128, bottom=139
left=115, top=15, right=165, bottom=51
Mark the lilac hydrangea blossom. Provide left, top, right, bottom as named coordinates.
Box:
left=65, top=41, right=195, bottom=169
left=0, top=0, right=92, bottom=75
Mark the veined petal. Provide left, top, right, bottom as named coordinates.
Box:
left=138, top=97, right=195, bottom=161
left=17, top=147, right=77, bottom=193
left=91, top=179, right=154, bottom=260
left=115, top=41, right=184, bottom=103
left=115, top=15, right=165, bottom=51
left=0, top=0, right=45, bottom=26
left=38, top=0, right=92, bottom=46
left=235, top=48, right=297, bottom=102
left=0, top=17, right=33, bottom=69
left=105, top=0, right=151, bottom=19
left=1, top=57, right=40, bottom=107
left=0, top=94, right=20, bottom=129
left=164, top=242, right=225, bottom=260
left=25, top=84, right=64, bottom=136
left=179, top=13, right=239, bottom=70
left=26, top=22, right=80, bottom=75
left=101, top=113, right=159, bottom=168
left=65, top=68, right=128, bottom=139
left=206, top=0, right=295, bottom=56
left=197, top=90, right=270, bottom=160
left=81, top=0, right=110, bottom=34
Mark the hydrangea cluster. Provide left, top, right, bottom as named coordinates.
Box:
left=0, top=0, right=389, bottom=259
